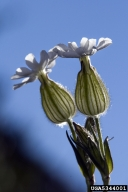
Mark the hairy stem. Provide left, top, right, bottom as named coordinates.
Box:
left=95, top=117, right=105, bottom=157
left=67, top=118, right=77, bottom=141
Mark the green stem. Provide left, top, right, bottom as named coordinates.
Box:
left=95, top=118, right=111, bottom=188
left=67, top=118, right=77, bottom=141
left=95, top=117, right=105, bottom=157
left=86, top=175, right=95, bottom=192
left=102, top=174, right=110, bottom=185
left=86, top=179, right=91, bottom=192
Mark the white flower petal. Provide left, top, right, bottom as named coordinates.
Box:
left=22, top=76, right=37, bottom=83
left=52, top=44, right=80, bottom=58
left=57, top=50, right=79, bottom=58
left=48, top=51, right=58, bottom=60
left=51, top=44, right=71, bottom=58
left=11, top=74, right=25, bottom=80
left=96, top=38, right=112, bottom=50
left=80, top=37, right=89, bottom=49
left=16, top=67, right=31, bottom=75
left=11, top=67, right=34, bottom=80
left=87, top=39, right=97, bottom=52
left=13, top=82, right=26, bottom=90
left=40, top=50, right=49, bottom=69
left=75, top=47, right=85, bottom=56
left=55, top=44, right=69, bottom=51
left=68, top=42, right=78, bottom=51
left=22, top=77, right=30, bottom=83
left=90, top=49, right=97, bottom=55
left=47, top=60, right=56, bottom=69
left=25, top=53, right=39, bottom=70
left=13, top=76, right=37, bottom=90
left=11, top=67, right=32, bottom=80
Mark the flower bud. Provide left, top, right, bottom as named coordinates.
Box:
left=40, top=74, right=76, bottom=124
left=66, top=131, right=95, bottom=184
left=73, top=122, right=106, bottom=175
left=75, top=56, right=110, bottom=116
left=73, top=122, right=113, bottom=179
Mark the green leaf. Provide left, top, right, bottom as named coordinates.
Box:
left=104, top=137, right=113, bottom=174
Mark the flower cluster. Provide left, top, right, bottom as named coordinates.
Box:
left=11, top=37, right=112, bottom=89
left=11, top=37, right=112, bottom=118
left=11, top=37, right=113, bottom=188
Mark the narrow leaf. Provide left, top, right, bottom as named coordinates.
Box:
left=104, top=137, right=113, bottom=174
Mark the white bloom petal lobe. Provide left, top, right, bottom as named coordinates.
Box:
left=25, top=53, right=39, bottom=70
left=68, top=42, right=78, bottom=51
left=88, top=39, right=96, bottom=51
left=40, top=50, right=49, bottom=69
left=97, top=38, right=112, bottom=50
left=80, top=37, right=88, bottom=48
left=16, top=67, right=31, bottom=75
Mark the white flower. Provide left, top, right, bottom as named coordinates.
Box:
left=11, top=50, right=56, bottom=90
left=52, top=37, right=112, bottom=58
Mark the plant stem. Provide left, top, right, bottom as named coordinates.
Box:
left=86, top=179, right=91, bottom=192
left=86, top=175, right=95, bottom=192
left=102, top=174, right=110, bottom=185
left=95, top=117, right=105, bottom=157
left=67, top=118, right=77, bottom=141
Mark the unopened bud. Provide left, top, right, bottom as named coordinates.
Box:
left=75, top=56, right=109, bottom=116
left=73, top=122, right=113, bottom=177
left=40, top=74, right=76, bottom=124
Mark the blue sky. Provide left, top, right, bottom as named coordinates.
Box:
left=1, top=0, right=128, bottom=190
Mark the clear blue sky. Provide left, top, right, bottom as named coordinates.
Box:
left=1, top=0, right=128, bottom=190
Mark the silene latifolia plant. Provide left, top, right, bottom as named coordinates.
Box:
left=11, top=37, right=113, bottom=192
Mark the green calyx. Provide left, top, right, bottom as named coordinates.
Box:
left=40, top=74, right=76, bottom=124
left=75, top=56, right=110, bottom=116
